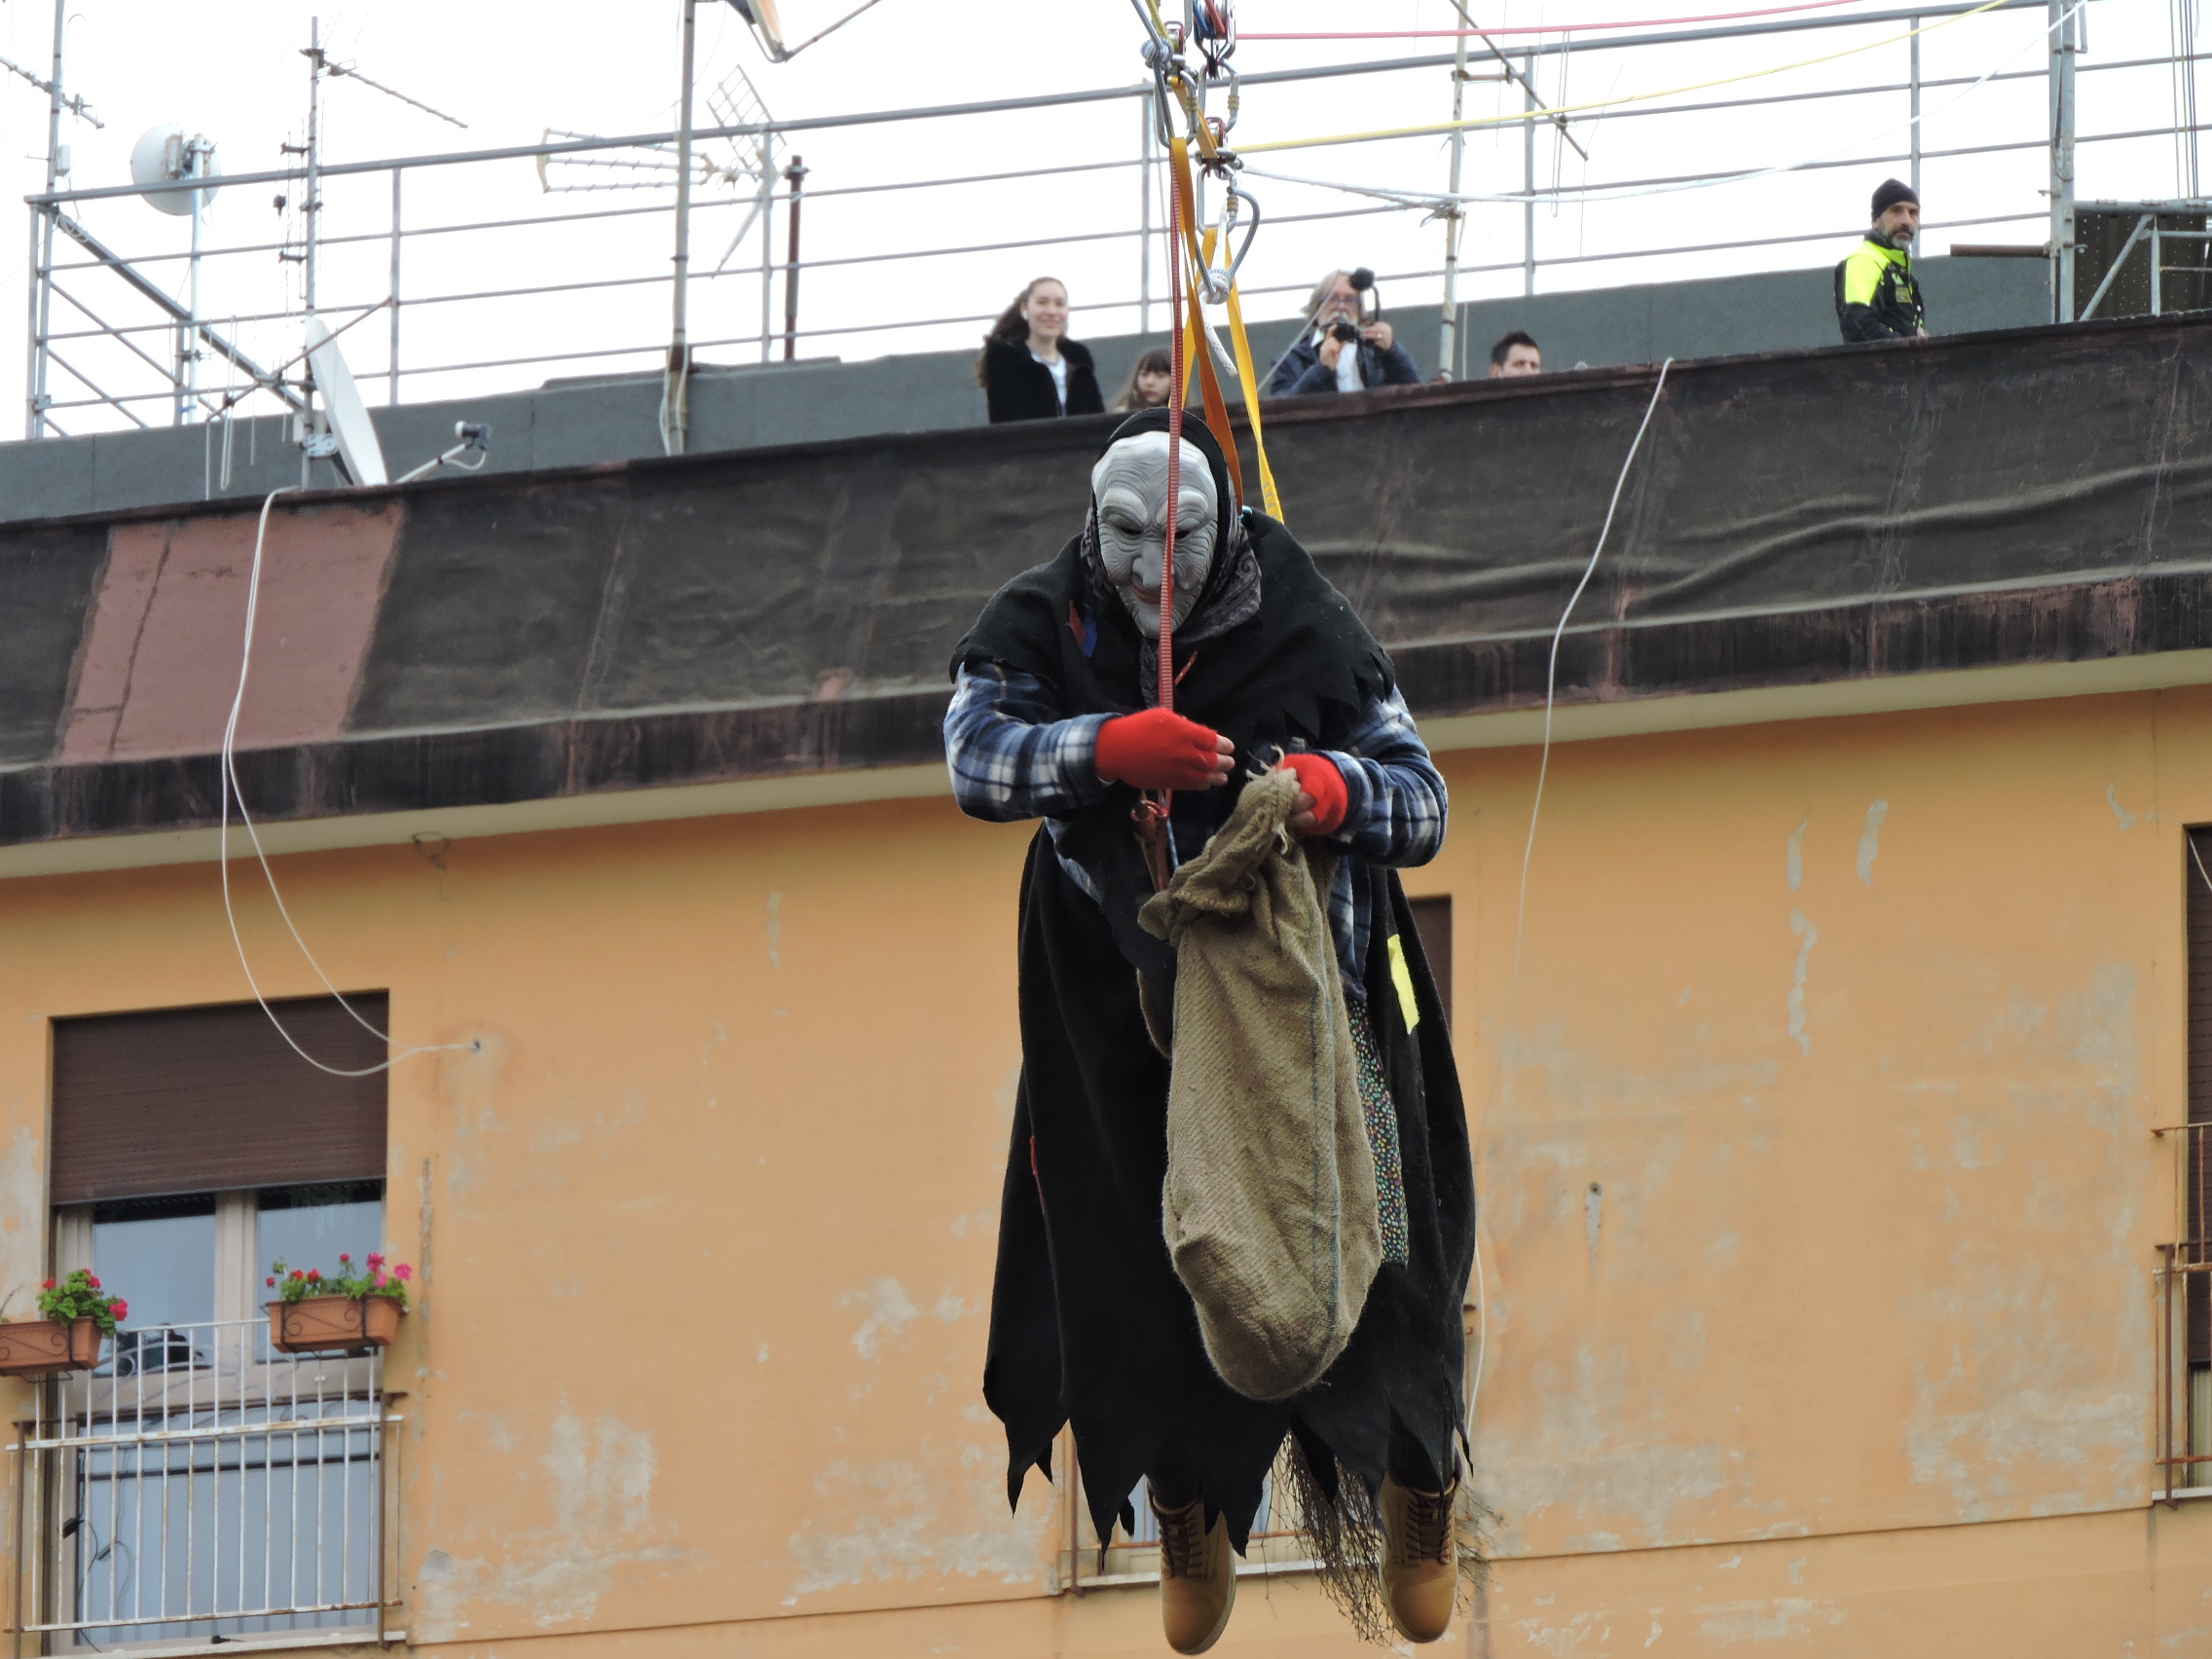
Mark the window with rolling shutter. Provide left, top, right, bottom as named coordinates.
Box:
left=50, top=996, right=388, bottom=1204
left=40, top=998, right=392, bottom=1644
left=2185, top=834, right=2212, bottom=1489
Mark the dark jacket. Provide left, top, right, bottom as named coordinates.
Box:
left=1835, top=235, right=1925, bottom=343
left=981, top=337, right=1105, bottom=424
left=1267, top=330, right=1423, bottom=397
left=956, top=514, right=1472, bottom=1554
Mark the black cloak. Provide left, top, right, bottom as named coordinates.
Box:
left=953, top=411, right=1476, bottom=1554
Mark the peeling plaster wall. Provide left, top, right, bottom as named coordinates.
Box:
left=1455, top=693, right=2178, bottom=1565
left=0, top=684, right=2209, bottom=1654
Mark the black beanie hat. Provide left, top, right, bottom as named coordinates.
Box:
left=1871, top=177, right=1919, bottom=219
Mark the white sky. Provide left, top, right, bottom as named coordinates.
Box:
left=0, top=0, right=2199, bottom=432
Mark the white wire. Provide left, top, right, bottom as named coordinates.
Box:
left=1466, top=356, right=1674, bottom=1451
left=222, top=487, right=474, bottom=1078
left=1247, top=0, right=2083, bottom=216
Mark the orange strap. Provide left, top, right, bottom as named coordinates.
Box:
left=1167, top=142, right=1244, bottom=507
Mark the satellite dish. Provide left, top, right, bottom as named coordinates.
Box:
left=130, top=124, right=220, bottom=216
left=304, top=317, right=388, bottom=487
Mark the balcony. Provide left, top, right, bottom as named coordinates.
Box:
left=6, top=1316, right=401, bottom=1650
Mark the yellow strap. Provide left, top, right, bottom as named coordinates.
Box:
left=1164, top=137, right=1284, bottom=522
left=1222, top=280, right=1281, bottom=521
left=1181, top=264, right=1241, bottom=507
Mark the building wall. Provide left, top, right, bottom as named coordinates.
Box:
left=2, top=682, right=2209, bottom=1654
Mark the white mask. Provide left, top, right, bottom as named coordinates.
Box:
left=1090, top=431, right=1218, bottom=640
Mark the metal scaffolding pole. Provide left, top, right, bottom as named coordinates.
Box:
left=388, top=169, right=403, bottom=406
left=1139, top=87, right=1156, bottom=337
left=1439, top=14, right=1472, bottom=380
left=2051, top=0, right=2079, bottom=319
left=665, top=0, right=699, bottom=455
left=27, top=0, right=64, bottom=437
left=1524, top=53, right=1537, bottom=297
left=1911, top=17, right=1923, bottom=201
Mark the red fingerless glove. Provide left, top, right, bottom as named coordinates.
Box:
left=1095, top=708, right=1226, bottom=791
left=1281, top=752, right=1349, bottom=836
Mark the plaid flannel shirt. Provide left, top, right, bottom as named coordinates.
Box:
left=945, top=661, right=1447, bottom=999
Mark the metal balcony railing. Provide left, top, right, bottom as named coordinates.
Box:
left=5, top=1316, right=401, bottom=1649
left=2156, top=1121, right=2212, bottom=1500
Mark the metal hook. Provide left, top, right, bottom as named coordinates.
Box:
left=1199, top=179, right=1260, bottom=302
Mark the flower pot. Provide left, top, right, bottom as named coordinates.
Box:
left=0, top=1316, right=100, bottom=1376
left=266, top=1295, right=403, bottom=1354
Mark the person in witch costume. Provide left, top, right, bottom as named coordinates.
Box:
left=945, top=408, right=1478, bottom=1653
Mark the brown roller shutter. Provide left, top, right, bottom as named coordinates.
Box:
left=51, top=996, right=388, bottom=1203
left=1408, top=896, right=1453, bottom=1027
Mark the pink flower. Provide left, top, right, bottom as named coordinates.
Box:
left=87, top=1274, right=100, bottom=1290
left=367, top=1253, right=385, bottom=1268
left=392, top=1264, right=413, bottom=1282
left=108, top=1300, right=127, bottom=1321
left=339, top=1253, right=351, bottom=1265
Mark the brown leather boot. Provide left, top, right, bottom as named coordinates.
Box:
left=1153, top=1493, right=1236, bottom=1655
left=1379, top=1474, right=1457, bottom=1642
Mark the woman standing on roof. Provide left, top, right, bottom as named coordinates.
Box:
left=978, top=277, right=1107, bottom=424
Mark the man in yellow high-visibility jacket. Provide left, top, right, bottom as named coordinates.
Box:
left=1835, top=178, right=1927, bottom=344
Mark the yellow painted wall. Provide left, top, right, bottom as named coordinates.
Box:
left=1, top=684, right=2209, bottom=1655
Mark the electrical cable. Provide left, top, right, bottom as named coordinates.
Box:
left=1240, top=0, right=2013, bottom=155
left=1466, top=357, right=1674, bottom=1449
left=1242, top=0, right=1889, bottom=39
left=221, top=488, right=475, bottom=1078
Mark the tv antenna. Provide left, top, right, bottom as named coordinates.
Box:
left=284, top=16, right=466, bottom=480
left=8, top=0, right=105, bottom=437
left=538, top=61, right=776, bottom=272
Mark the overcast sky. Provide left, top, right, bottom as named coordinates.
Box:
left=0, top=0, right=2196, bottom=431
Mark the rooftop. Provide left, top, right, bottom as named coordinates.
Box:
left=1, top=307, right=2201, bottom=875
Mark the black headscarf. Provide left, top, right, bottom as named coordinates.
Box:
left=1077, top=410, right=1263, bottom=692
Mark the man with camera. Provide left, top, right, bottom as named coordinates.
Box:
left=1267, top=269, right=1423, bottom=397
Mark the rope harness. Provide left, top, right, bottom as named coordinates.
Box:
left=1129, top=0, right=1280, bottom=892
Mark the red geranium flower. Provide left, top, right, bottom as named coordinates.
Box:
left=266, top=1276, right=276, bottom=1288
left=40, top=1278, right=53, bottom=1291
left=306, top=1270, right=321, bottom=1282
left=339, top=1253, right=350, bottom=1264
left=107, top=1300, right=127, bottom=1321
left=289, top=1270, right=305, bottom=1281
left=87, top=1274, right=100, bottom=1289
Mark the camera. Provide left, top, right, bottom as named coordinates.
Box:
left=1329, top=319, right=1362, bottom=345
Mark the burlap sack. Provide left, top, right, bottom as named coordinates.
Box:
left=1138, top=767, right=1383, bottom=1401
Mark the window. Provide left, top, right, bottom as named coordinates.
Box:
left=18, top=997, right=398, bottom=1648
left=1408, top=895, right=1453, bottom=1025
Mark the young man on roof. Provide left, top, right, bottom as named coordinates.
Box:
left=1836, top=178, right=1927, bottom=345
